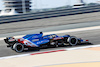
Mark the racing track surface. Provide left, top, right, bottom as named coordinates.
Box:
left=0, top=21, right=100, bottom=57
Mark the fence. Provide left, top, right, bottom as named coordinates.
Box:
left=0, top=5, right=100, bottom=24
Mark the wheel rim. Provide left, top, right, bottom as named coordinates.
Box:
left=17, top=45, right=23, bottom=51
left=71, top=38, right=77, bottom=44
left=55, top=41, right=58, bottom=47
left=68, top=36, right=78, bottom=46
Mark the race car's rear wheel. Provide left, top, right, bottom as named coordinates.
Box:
left=13, top=43, right=24, bottom=53
left=67, top=36, right=78, bottom=46
left=54, top=41, right=59, bottom=47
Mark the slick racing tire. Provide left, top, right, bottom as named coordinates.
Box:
left=67, top=36, right=78, bottom=46
left=54, top=41, right=59, bottom=48
left=13, top=43, right=24, bottom=53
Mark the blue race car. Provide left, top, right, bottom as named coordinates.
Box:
left=4, top=32, right=89, bottom=52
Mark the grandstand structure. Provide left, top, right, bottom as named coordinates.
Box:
left=74, top=0, right=85, bottom=6
left=3, top=0, right=31, bottom=13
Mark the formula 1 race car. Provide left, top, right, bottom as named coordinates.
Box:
left=4, top=32, right=89, bottom=53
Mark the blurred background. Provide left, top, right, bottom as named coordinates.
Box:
left=0, top=0, right=100, bottom=16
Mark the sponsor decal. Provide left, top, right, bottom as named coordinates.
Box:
left=32, top=39, right=39, bottom=42
left=24, top=40, right=38, bottom=47
left=37, top=40, right=49, bottom=44
left=53, top=37, right=63, bottom=40
left=8, top=37, right=15, bottom=42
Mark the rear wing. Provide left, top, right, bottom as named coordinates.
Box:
left=4, top=37, right=16, bottom=45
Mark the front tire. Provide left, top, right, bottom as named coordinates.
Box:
left=67, top=36, right=78, bottom=46
left=13, top=43, right=24, bottom=53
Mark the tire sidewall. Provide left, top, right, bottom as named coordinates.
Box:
left=13, top=43, right=24, bottom=53
left=68, top=36, right=78, bottom=46
left=54, top=41, right=58, bottom=47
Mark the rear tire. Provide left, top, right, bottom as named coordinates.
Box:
left=54, top=41, right=58, bottom=47
left=13, top=43, right=24, bottom=53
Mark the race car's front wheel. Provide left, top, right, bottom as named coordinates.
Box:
left=67, top=36, right=78, bottom=46
left=13, top=43, right=24, bottom=53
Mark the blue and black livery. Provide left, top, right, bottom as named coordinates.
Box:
left=4, top=32, right=89, bottom=52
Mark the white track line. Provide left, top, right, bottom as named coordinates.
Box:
left=0, top=49, right=65, bottom=60
left=44, top=26, right=100, bottom=35
left=0, top=54, right=29, bottom=60
left=0, top=44, right=100, bottom=60
left=0, top=26, right=100, bottom=40
left=66, top=44, right=100, bottom=50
